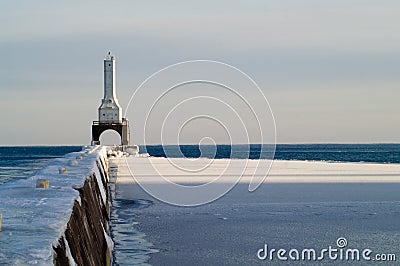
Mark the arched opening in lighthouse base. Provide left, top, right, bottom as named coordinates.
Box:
left=91, top=120, right=130, bottom=146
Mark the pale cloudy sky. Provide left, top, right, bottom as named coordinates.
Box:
left=1, top=0, right=399, bottom=145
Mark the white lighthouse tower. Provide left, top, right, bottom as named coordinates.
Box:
left=91, top=52, right=130, bottom=146
left=98, top=52, right=122, bottom=123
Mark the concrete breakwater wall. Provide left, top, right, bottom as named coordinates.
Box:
left=53, top=147, right=112, bottom=265
left=0, top=146, right=112, bottom=265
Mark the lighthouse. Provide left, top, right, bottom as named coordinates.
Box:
left=98, top=52, right=122, bottom=123
left=91, top=52, right=130, bottom=146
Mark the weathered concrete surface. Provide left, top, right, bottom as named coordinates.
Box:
left=53, top=151, right=112, bottom=266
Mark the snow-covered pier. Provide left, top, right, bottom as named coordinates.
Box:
left=0, top=146, right=112, bottom=265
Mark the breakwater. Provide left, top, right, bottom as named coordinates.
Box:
left=0, top=146, right=113, bottom=265
left=53, top=147, right=112, bottom=265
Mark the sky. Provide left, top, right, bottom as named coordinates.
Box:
left=1, top=0, right=400, bottom=145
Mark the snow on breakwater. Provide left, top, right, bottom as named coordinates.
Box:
left=0, top=146, right=112, bottom=265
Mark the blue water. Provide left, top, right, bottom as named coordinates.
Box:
left=1, top=144, right=399, bottom=185
left=0, top=146, right=83, bottom=185
left=1, top=144, right=399, bottom=265
left=116, top=144, right=400, bottom=265
left=142, top=144, right=400, bottom=163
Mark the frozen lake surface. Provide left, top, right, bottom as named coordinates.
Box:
left=111, top=157, right=400, bottom=265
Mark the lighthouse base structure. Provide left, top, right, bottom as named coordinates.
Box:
left=91, top=118, right=130, bottom=146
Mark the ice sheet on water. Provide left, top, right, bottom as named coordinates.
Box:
left=0, top=146, right=106, bottom=265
